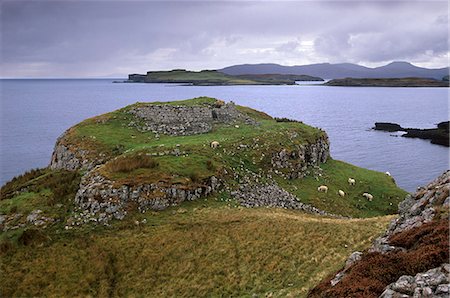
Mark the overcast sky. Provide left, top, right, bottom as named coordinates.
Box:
left=1, top=0, right=449, bottom=77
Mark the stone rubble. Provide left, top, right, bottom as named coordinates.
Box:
left=231, top=181, right=342, bottom=218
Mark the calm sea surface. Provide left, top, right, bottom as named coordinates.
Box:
left=1, top=79, right=448, bottom=192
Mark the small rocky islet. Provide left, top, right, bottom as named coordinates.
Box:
left=0, top=97, right=447, bottom=297
left=374, top=121, right=449, bottom=147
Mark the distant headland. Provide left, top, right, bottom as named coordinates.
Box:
left=124, top=69, right=323, bottom=85
left=325, top=77, right=449, bottom=87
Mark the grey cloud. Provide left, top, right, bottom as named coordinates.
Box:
left=1, top=0, right=448, bottom=77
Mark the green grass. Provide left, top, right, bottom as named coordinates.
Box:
left=0, top=199, right=393, bottom=297
left=277, top=159, right=407, bottom=217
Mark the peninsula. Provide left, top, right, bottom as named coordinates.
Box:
left=126, top=69, right=323, bottom=85
left=1, top=97, right=410, bottom=296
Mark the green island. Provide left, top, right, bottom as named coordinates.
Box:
left=1, top=97, right=409, bottom=297
left=126, top=69, right=323, bottom=85
left=324, top=77, right=450, bottom=87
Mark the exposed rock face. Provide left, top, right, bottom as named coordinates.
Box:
left=271, top=136, right=329, bottom=179
left=128, top=102, right=256, bottom=136
left=50, top=142, right=105, bottom=171
left=370, top=170, right=449, bottom=253
left=70, top=170, right=220, bottom=225
left=380, top=264, right=450, bottom=298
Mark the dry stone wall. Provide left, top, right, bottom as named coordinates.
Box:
left=128, top=102, right=256, bottom=136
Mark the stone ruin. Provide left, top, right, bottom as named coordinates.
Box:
left=127, top=101, right=257, bottom=136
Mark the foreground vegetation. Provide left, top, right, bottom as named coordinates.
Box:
left=1, top=195, right=393, bottom=297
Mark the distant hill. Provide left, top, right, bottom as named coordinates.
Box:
left=219, top=61, right=449, bottom=80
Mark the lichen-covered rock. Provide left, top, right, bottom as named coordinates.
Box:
left=380, top=264, right=450, bottom=298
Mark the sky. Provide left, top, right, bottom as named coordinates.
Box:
left=1, top=0, right=449, bottom=78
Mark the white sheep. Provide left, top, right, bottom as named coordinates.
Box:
left=338, top=190, right=345, bottom=197
left=363, top=192, right=373, bottom=201
left=317, top=185, right=328, bottom=193
left=385, top=171, right=391, bottom=176
left=210, top=141, right=220, bottom=149
left=348, top=178, right=356, bottom=186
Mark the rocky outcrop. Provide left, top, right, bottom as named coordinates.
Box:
left=271, top=136, right=329, bottom=179
left=69, top=170, right=220, bottom=226
left=308, top=171, right=450, bottom=298
left=380, top=264, right=450, bottom=298
left=50, top=142, right=106, bottom=171
left=370, top=170, right=449, bottom=253
left=128, top=101, right=256, bottom=136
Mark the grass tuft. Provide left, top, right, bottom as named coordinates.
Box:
left=104, top=155, right=159, bottom=173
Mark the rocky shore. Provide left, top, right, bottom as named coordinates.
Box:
left=373, top=121, right=449, bottom=147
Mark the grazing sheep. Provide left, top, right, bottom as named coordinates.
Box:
left=338, top=190, right=345, bottom=197
left=348, top=178, right=356, bottom=186
left=210, top=141, right=220, bottom=149
left=363, top=192, right=373, bottom=201
left=385, top=171, right=391, bottom=176
left=318, top=185, right=328, bottom=193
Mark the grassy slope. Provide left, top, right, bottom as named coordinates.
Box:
left=277, top=159, right=406, bottom=218
left=0, top=195, right=393, bottom=297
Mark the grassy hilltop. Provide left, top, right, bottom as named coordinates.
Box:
left=0, top=97, right=407, bottom=297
